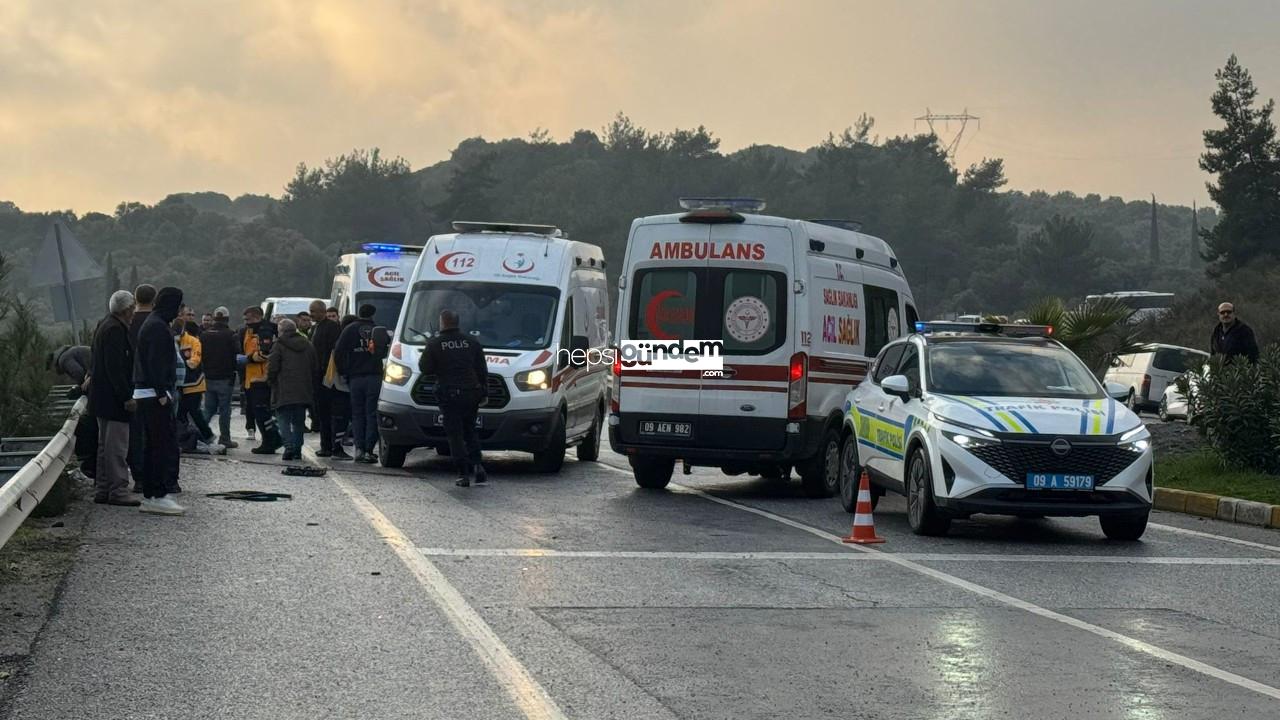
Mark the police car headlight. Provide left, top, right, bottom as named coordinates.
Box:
left=515, top=367, right=551, bottom=391
left=1119, top=427, right=1151, bottom=453
left=383, top=362, right=412, bottom=386
left=942, top=429, right=998, bottom=449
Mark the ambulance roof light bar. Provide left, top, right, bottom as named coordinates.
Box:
left=451, top=221, right=563, bottom=237
left=914, top=321, right=1054, bottom=338
left=361, top=243, right=425, bottom=254
left=678, top=197, right=766, bottom=212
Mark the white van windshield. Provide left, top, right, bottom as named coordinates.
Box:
left=400, top=281, right=560, bottom=350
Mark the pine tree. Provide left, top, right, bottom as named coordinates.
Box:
left=1189, top=201, right=1200, bottom=269
left=1199, top=55, right=1280, bottom=268
left=128, top=264, right=139, bottom=292
left=1149, top=194, right=1161, bottom=266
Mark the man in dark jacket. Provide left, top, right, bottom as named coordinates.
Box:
left=334, top=304, right=388, bottom=463
left=48, top=344, right=97, bottom=479
left=268, top=319, right=319, bottom=461
left=201, top=306, right=240, bottom=448
left=308, top=300, right=341, bottom=457
left=133, top=286, right=185, bottom=516
left=421, top=309, right=489, bottom=486
left=1211, top=302, right=1260, bottom=364
left=127, top=283, right=157, bottom=488
left=88, top=291, right=140, bottom=507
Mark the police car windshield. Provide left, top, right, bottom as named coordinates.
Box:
left=400, top=281, right=560, bottom=350
left=926, top=341, right=1103, bottom=399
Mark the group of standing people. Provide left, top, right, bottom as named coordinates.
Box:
left=70, top=286, right=395, bottom=518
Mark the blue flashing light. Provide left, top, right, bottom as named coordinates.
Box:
left=914, top=321, right=1053, bottom=338
left=915, top=322, right=926, bottom=332
left=678, top=197, right=767, bottom=213
left=363, top=243, right=403, bottom=254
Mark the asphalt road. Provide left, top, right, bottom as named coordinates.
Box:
left=4, top=426, right=1280, bottom=719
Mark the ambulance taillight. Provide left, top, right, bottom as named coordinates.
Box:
left=788, top=352, right=807, bottom=420
left=610, top=352, right=621, bottom=412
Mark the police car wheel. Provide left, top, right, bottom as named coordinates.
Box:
left=838, top=434, right=864, bottom=513
left=1100, top=512, right=1149, bottom=541
left=577, top=406, right=602, bottom=462
left=800, top=428, right=841, bottom=499
left=631, top=455, right=674, bottom=489
left=906, top=448, right=950, bottom=536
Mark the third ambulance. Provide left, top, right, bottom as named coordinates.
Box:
left=609, top=198, right=918, bottom=496
left=330, top=244, right=423, bottom=332
left=377, top=222, right=611, bottom=471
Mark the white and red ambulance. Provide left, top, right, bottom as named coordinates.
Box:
left=609, top=199, right=918, bottom=495
left=330, top=244, right=423, bottom=332
left=377, top=223, right=610, bottom=471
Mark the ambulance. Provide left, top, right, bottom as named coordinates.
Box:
left=609, top=198, right=918, bottom=495
left=376, top=222, right=610, bottom=471
left=330, top=244, right=423, bottom=332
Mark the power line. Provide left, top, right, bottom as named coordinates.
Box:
left=914, top=108, right=980, bottom=161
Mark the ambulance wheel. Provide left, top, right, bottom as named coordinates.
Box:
left=838, top=434, right=876, bottom=513
left=800, top=428, right=841, bottom=499
left=577, top=406, right=602, bottom=462
left=1100, top=511, right=1149, bottom=541
left=379, top=438, right=407, bottom=469
left=533, top=413, right=567, bottom=473
left=907, top=448, right=950, bottom=536
left=436, top=445, right=452, bottom=457
left=631, top=455, right=674, bottom=489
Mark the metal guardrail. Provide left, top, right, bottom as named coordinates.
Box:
left=0, top=396, right=86, bottom=550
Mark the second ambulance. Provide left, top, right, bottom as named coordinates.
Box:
left=609, top=198, right=918, bottom=496
left=377, top=222, right=610, bottom=471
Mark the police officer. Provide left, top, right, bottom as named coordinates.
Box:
left=421, top=309, right=488, bottom=486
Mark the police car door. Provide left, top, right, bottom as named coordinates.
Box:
left=852, top=341, right=906, bottom=478
left=880, top=341, right=920, bottom=484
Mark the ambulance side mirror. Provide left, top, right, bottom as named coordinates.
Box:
left=882, top=375, right=912, bottom=402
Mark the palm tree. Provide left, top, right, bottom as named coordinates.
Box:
left=1025, top=296, right=1145, bottom=376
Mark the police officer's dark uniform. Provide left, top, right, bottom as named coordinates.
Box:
left=421, top=326, right=488, bottom=485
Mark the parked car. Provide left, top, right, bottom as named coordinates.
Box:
left=1103, top=344, right=1208, bottom=412
left=1159, top=368, right=1208, bottom=423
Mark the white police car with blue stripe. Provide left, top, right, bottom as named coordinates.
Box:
left=839, top=322, right=1154, bottom=540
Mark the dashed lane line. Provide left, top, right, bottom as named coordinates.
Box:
left=417, top=548, right=1280, bottom=565
left=593, top=463, right=1280, bottom=701
left=305, top=448, right=567, bottom=720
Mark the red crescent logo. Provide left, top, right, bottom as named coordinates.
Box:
left=436, top=251, right=475, bottom=276
left=643, top=290, right=682, bottom=340
left=367, top=266, right=399, bottom=288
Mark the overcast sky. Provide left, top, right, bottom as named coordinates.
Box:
left=2, top=0, right=1277, bottom=213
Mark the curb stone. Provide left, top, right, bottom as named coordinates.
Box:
left=1153, top=487, right=1280, bottom=529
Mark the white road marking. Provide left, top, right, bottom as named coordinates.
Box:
left=418, top=547, right=1280, bottom=566
left=1150, top=521, right=1280, bottom=554
left=595, top=463, right=1280, bottom=701
left=307, top=449, right=566, bottom=720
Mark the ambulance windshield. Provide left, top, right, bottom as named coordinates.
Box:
left=400, top=281, right=560, bottom=350
left=353, top=293, right=406, bottom=334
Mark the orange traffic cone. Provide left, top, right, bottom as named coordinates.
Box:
left=842, top=470, right=885, bottom=544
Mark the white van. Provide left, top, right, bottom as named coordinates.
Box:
left=330, top=244, right=423, bottom=332
left=1103, top=343, right=1208, bottom=411
left=609, top=198, right=917, bottom=495
left=377, top=222, right=610, bottom=471
left=262, top=296, right=325, bottom=321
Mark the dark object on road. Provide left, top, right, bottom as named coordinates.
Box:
left=281, top=465, right=327, bottom=477
left=205, top=490, right=293, bottom=502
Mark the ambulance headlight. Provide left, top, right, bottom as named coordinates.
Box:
left=515, top=367, right=551, bottom=391
left=383, top=361, right=412, bottom=386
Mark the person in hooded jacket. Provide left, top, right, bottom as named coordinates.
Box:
left=308, top=300, right=341, bottom=457
left=133, top=286, right=186, bottom=516
left=268, top=319, right=318, bottom=461
left=333, top=304, right=388, bottom=463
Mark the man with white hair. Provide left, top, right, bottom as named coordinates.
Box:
left=87, top=291, right=140, bottom=507
left=1211, top=301, right=1260, bottom=364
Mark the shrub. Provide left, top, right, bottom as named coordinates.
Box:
left=1190, top=344, right=1280, bottom=474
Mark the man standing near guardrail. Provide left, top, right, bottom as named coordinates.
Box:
left=133, top=286, right=186, bottom=516
left=88, top=291, right=140, bottom=507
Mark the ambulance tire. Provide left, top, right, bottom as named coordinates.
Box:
left=378, top=437, right=408, bottom=469
left=800, top=427, right=841, bottom=499
left=533, top=412, right=567, bottom=473
left=577, top=405, right=603, bottom=462
left=907, top=448, right=950, bottom=536
left=631, top=455, right=674, bottom=490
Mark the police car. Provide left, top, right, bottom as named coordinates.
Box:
left=839, top=322, right=1154, bottom=540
